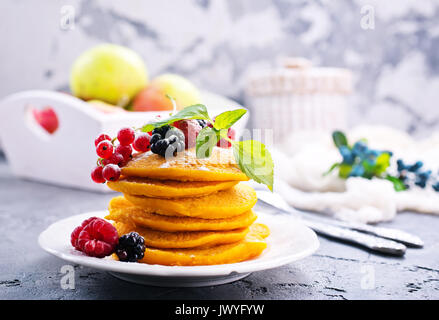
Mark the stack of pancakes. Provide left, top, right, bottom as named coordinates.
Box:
left=105, top=148, right=269, bottom=266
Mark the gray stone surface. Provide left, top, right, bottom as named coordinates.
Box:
left=0, top=154, right=438, bottom=300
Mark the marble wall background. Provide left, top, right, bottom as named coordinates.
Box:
left=1, top=0, right=438, bottom=137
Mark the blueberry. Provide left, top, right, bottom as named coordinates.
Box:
left=408, top=161, right=423, bottom=172
left=397, top=159, right=406, bottom=172
left=415, top=179, right=427, bottom=188
left=197, top=119, right=207, bottom=128
left=151, top=139, right=169, bottom=157
left=366, top=150, right=380, bottom=158
left=339, top=146, right=354, bottom=165
left=150, top=127, right=185, bottom=157
left=152, top=125, right=171, bottom=137
left=165, top=127, right=185, bottom=142
left=417, top=170, right=431, bottom=181
left=150, top=133, right=161, bottom=145
left=352, top=141, right=368, bottom=157
left=349, top=165, right=365, bottom=177
left=175, top=140, right=185, bottom=152
left=167, top=134, right=178, bottom=144
left=433, top=182, right=439, bottom=192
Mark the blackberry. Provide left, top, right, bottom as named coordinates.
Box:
left=115, top=232, right=146, bottom=262
left=150, top=126, right=185, bottom=157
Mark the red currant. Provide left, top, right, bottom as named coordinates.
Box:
left=117, top=127, right=135, bottom=146
left=115, top=144, right=132, bottom=162
left=94, top=133, right=111, bottom=147
left=102, top=164, right=121, bottom=181
left=91, top=166, right=105, bottom=183
left=133, top=132, right=151, bottom=152
left=102, top=153, right=125, bottom=167
left=96, top=140, right=113, bottom=159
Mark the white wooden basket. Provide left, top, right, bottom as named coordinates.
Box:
left=245, top=58, right=352, bottom=144
left=0, top=90, right=247, bottom=192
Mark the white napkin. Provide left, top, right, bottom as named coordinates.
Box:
left=272, top=125, right=439, bottom=223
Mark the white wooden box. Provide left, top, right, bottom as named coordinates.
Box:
left=0, top=90, right=247, bottom=192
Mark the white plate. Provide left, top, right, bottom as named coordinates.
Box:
left=38, top=210, right=319, bottom=287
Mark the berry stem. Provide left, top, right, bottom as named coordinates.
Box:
left=166, top=94, right=178, bottom=116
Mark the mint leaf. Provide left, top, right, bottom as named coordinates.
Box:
left=196, top=126, right=219, bottom=158
left=385, top=175, right=406, bottom=191
left=213, top=109, right=247, bottom=130
left=232, top=140, right=274, bottom=191
left=141, top=104, right=211, bottom=132
left=332, top=131, right=348, bottom=149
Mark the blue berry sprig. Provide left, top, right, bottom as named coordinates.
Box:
left=326, top=131, right=394, bottom=178
left=396, top=159, right=439, bottom=191
left=326, top=131, right=427, bottom=192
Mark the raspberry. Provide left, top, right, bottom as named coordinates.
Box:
left=117, top=127, right=135, bottom=146
left=102, top=153, right=125, bottom=167
left=94, top=134, right=111, bottom=147
left=115, top=232, right=146, bottom=262
left=71, top=226, right=84, bottom=250
left=133, top=132, right=151, bottom=152
left=217, top=128, right=235, bottom=148
left=91, top=166, right=105, bottom=183
left=102, top=164, right=121, bottom=181
left=115, top=144, right=132, bottom=162
left=173, top=120, right=202, bottom=149
left=71, top=216, right=99, bottom=249
left=72, top=217, right=119, bottom=258
left=96, top=140, right=113, bottom=159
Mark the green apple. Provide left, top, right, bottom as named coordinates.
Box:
left=70, top=44, right=148, bottom=106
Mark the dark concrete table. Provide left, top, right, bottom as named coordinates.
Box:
left=1, top=154, right=438, bottom=300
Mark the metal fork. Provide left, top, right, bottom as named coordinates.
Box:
left=256, top=190, right=424, bottom=256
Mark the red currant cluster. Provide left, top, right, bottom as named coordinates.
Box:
left=91, top=127, right=151, bottom=183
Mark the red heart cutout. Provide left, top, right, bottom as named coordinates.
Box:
left=32, top=106, right=59, bottom=134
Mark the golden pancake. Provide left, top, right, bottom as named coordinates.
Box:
left=136, top=223, right=270, bottom=266
left=124, top=183, right=257, bottom=219
left=107, top=177, right=238, bottom=198
left=121, top=148, right=249, bottom=182
left=106, top=196, right=258, bottom=232
left=113, top=221, right=249, bottom=249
